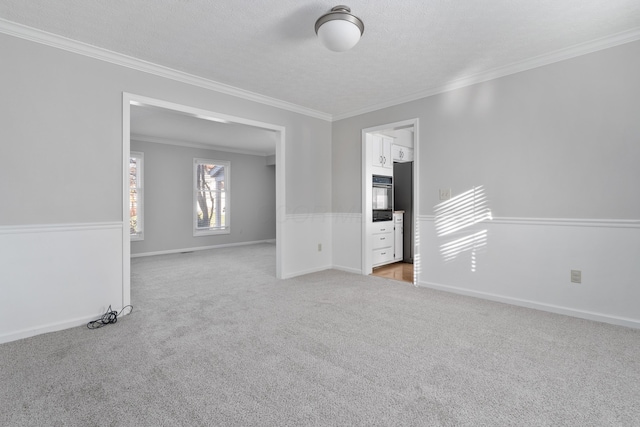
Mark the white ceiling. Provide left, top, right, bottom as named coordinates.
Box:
left=130, top=105, right=278, bottom=156
left=1, top=1, right=640, bottom=120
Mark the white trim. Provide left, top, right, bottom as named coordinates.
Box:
left=122, top=96, right=132, bottom=309
left=131, top=239, right=276, bottom=258
left=129, top=151, right=144, bottom=241
left=490, top=217, right=640, bottom=228
left=0, top=222, right=122, bottom=234
left=193, top=158, right=231, bottom=236
left=418, top=215, right=640, bottom=229
left=362, top=119, right=419, bottom=282
left=3, top=18, right=639, bottom=123
left=333, top=27, right=640, bottom=120
left=275, top=127, right=285, bottom=279
left=131, top=134, right=274, bottom=157
left=412, top=120, right=420, bottom=285
left=0, top=18, right=331, bottom=122
left=332, top=265, right=362, bottom=275
left=123, top=93, right=286, bottom=284
left=418, top=280, right=640, bottom=330
left=126, top=93, right=288, bottom=132
left=328, top=212, right=363, bottom=222
left=285, top=212, right=331, bottom=222
left=0, top=313, right=106, bottom=345
left=281, top=265, right=332, bottom=280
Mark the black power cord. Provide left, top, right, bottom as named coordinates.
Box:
left=87, top=305, right=133, bottom=329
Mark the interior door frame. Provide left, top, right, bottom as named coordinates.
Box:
left=361, top=118, right=419, bottom=284
left=122, top=92, right=286, bottom=308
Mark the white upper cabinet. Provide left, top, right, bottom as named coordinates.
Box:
left=371, top=135, right=393, bottom=170
left=392, top=144, right=414, bottom=162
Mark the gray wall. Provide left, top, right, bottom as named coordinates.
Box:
left=0, top=32, right=331, bottom=227
left=330, top=39, right=640, bottom=327
left=0, top=31, right=332, bottom=342
left=332, top=40, right=640, bottom=220
left=130, top=140, right=276, bottom=255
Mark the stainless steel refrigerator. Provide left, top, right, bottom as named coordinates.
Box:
left=393, top=161, right=413, bottom=263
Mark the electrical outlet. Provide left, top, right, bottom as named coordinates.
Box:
left=571, top=270, right=581, bottom=284
left=318, top=243, right=322, bottom=252
left=439, top=188, right=451, bottom=200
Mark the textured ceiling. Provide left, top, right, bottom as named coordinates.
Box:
left=1, top=0, right=640, bottom=119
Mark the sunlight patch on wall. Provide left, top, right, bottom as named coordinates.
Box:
left=435, top=186, right=492, bottom=272
left=440, top=230, right=488, bottom=268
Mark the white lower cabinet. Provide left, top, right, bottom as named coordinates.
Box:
left=372, top=214, right=404, bottom=268
left=372, top=220, right=394, bottom=267
left=372, top=233, right=392, bottom=250
left=373, top=248, right=394, bottom=266
left=394, top=212, right=403, bottom=261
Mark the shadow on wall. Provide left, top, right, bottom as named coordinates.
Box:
left=435, top=186, right=493, bottom=272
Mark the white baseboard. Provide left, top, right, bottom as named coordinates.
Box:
left=332, top=265, right=362, bottom=275
left=131, top=239, right=276, bottom=258
left=0, top=314, right=98, bottom=344
left=281, top=264, right=332, bottom=280
left=418, top=280, right=640, bottom=329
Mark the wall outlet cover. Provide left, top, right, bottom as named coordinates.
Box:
left=571, top=270, right=581, bottom=283
left=439, top=188, right=452, bottom=200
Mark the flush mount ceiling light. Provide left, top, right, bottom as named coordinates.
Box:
left=314, top=5, right=364, bottom=52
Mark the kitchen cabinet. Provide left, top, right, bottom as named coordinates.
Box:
left=372, top=220, right=394, bottom=266
left=372, top=135, right=393, bottom=170
left=392, top=144, right=413, bottom=163
left=394, top=212, right=403, bottom=261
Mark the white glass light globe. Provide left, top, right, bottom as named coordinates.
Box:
left=317, top=19, right=362, bottom=52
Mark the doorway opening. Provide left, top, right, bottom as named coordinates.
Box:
left=122, top=93, right=286, bottom=308
left=362, top=119, right=419, bottom=285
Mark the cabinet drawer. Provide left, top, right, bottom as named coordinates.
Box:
left=373, top=248, right=394, bottom=266
left=372, top=221, right=393, bottom=234
left=372, top=232, right=393, bottom=250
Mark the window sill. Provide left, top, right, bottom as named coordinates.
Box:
left=194, top=228, right=230, bottom=237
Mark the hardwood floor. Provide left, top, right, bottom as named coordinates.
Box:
left=371, top=262, right=413, bottom=283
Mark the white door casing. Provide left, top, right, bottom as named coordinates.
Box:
left=361, top=118, right=419, bottom=282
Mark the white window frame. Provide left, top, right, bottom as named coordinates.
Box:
left=193, top=158, right=230, bottom=236
left=129, top=151, right=144, bottom=241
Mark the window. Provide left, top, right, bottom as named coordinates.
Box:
left=194, top=158, right=230, bottom=235
left=129, top=152, right=144, bottom=240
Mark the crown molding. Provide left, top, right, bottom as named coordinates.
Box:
left=130, top=134, right=274, bottom=157
left=418, top=215, right=640, bottom=229
left=2, top=18, right=639, bottom=123
left=332, top=27, right=640, bottom=121
left=0, top=18, right=332, bottom=122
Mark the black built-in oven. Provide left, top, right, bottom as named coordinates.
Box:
left=372, top=175, right=393, bottom=222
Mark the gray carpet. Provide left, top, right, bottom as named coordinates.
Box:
left=1, top=243, right=639, bottom=426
